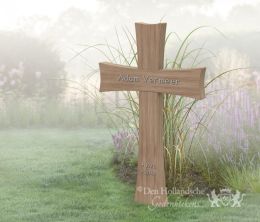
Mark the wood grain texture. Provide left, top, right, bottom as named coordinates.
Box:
left=98, top=22, right=206, bottom=206
left=134, top=23, right=167, bottom=206
left=99, top=62, right=206, bottom=99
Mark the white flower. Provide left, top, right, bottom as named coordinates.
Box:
left=8, top=63, right=24, bottom=78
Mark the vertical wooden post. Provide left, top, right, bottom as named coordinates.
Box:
left=99, top=22, right=206, bottom=206
left=134, top=23, right=168, bottom=205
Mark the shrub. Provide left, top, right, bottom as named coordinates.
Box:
left=111, top=130, right=138, bottom=183
left=0, top=31, right=66, bottom=98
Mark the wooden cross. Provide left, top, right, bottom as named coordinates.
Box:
left=99, top=23, right=206, bottom=206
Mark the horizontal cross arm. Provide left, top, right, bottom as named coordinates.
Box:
left=99, top=62, right=206, bottom=99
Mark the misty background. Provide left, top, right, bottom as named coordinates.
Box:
left=0, top=2, right=260, bottom=221
left=0, top=0, right=259, bottom=128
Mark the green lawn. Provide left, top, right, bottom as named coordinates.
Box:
left=0, top=129, right=259, bottom=222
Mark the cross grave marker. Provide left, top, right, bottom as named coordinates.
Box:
left=99, top=23, right=206, bottom=206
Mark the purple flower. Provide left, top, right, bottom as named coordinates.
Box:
left=112, top=130, right=138, bottom=153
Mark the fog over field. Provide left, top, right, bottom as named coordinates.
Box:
left=0, top=1, right=259, bottom=221
left=0, top=0, right=259, bottom=78
left=0, top=0, right=259, bottom=126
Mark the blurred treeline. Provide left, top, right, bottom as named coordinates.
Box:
left=0, top=31, right=105, bottom=128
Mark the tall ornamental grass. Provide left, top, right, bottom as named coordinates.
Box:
left=74, top=25, right=259, bottom=190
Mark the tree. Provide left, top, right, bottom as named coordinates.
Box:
left=0, top=31, right=66, bottom=98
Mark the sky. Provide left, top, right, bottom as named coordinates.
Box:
left=0, top=0, right=259, bottom=31
left=0, top=0, right=97, bottom=30
left=0, top=0, right=259, bottom=78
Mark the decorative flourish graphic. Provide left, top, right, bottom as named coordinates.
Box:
left=207, top=189, right=220, bottom=207
left=231, top=190, right=246, bottom=207
left=207, top=188, right=245, bottom=207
